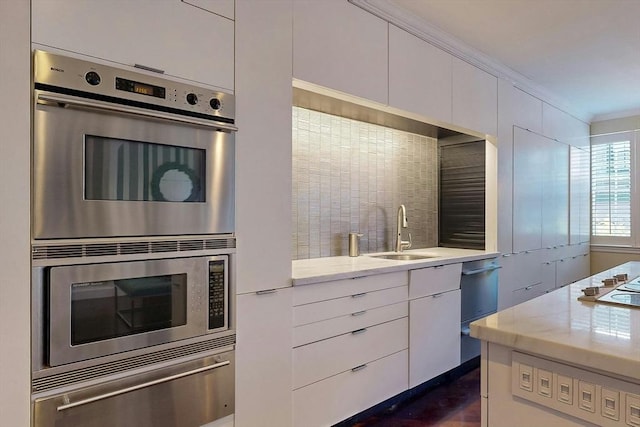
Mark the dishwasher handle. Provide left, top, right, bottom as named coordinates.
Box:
left=461, top=264, right=501, bottom=276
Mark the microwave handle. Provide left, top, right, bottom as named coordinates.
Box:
left=36, top=92, right=238, bottom=133
left=56, top=360, right=230, bottom=412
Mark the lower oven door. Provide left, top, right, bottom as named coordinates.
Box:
left=33, top=351, right=234, bottom=427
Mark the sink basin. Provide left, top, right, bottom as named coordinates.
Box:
left=369, top=254, right=435, bottom=261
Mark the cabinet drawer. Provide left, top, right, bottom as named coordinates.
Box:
left=293, top=301, right=408, bottom=347
left=293, top=271, right=408, bottom=306
left=293, top=317, right=408, bottom=389
left=293, top=350, right=408, bottom=427
left=510, top=282, right=546, bottom=307
left=293, top=285, right=407, bottom=327
left=409, top=263, right=461, bottom=299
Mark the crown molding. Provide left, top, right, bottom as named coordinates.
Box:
left=348, top=0, right=593, bottom=123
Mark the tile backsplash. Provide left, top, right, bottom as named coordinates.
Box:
left=292, top=106, right=438, bottom=260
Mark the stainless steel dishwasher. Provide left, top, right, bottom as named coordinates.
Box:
left=460, top=258, right=500, bottom=363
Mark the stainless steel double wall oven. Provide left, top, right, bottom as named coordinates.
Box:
left=31, top=50, right=237, bottom=427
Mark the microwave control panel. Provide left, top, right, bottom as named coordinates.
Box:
left=208, top=260, right=227, bottom=330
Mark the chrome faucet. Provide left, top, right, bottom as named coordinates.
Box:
left=395, top=204, right=412, bottom=252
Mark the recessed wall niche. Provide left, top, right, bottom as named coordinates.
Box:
left=292, top=106, right=438, bottom=260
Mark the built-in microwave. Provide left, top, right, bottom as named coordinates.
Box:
left=34, top=254, right=231, bottom=368
left=32, top=49, right=236, bottom=240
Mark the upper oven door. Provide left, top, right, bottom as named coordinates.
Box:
left=47, top=256, right=222, bottom=367
left=33, top=90, right=235, bottom=239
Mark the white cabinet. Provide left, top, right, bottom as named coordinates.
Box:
left=182, top=0, right=234, bottom=19
left=408, top=264, right=461, bottom=388
left=409, top=289, right=461, bottom=388
left=570, top=146, right=591, bottom=244
left=452, top=57, right=498, bottom=136
left=292, top=272, right=409, bottom=427
left=513, top=128, right=545, bottom=252
left=511, top=87, right=543, bottom=133
left=388, top=24, right=452, bottom=123
left=542, top=139, right=570, bottom=249
left=498, top=251, right=543, bottom=310
left=235, top=289, right=292, bottom=427
left=497, top=80, right=515, bottom=254
left=293, top=0, right=388, bottom=104
left=32, top=0, right=234, bottom=91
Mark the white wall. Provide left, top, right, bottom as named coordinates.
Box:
left=0, top=0, right=31, bottom=424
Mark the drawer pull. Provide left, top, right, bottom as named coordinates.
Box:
left=351, top=292, right=367, bottom=298
left=351, top=364, right=367, bottom=372
left=432, top=293, right=444, bottom=298
left=525, top=285, right=534, bottom=291
left=351, top=328, right=367, bottom=335
left=433, top=265, right=445, bottom=269
left=255, top=289, right=277, bottom=295
left=351, top=310, right=367, bottom=316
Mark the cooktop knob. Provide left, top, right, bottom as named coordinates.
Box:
left=209, top=98, right=221, bottom=110
left=186, top=93, right=198, bottom=105
left=85, top=71, right=101, bottom=86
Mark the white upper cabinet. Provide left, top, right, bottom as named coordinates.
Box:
left=541, top=139, right=570, bottom=249
left=388, top=25, right=452, bottom=123
left=181, top=0, right=234, bottom=19
left=293, top=0, right=388, bottom=104
left=32, top=0, right=234, bottom=91
left=511, top=87, right=543, bottom=133
left=542, top=103, right=589, bottom=147
left=452, top=57, right=498, bottom=136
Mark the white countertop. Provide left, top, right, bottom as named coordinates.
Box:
left=471, top=261, right=640, bottom=381
left=292, top=247, right=499, bottom=286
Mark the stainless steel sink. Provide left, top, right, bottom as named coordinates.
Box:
left=369, top=254, right=435, bottom=261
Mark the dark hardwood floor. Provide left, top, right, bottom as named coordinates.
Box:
left=349, top=368, right=481, bottom=427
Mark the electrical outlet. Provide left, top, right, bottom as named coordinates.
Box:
left=578, top=381, right=595, bottom=413
left=536, top=368, right=552, bottom=398
left=627, top=393, right=640, bottom=427
left=519, top=364, right=533, bottom=392
left=556, top=374, right=573, bottom=405
left=601, top=387, right=619, bottom=421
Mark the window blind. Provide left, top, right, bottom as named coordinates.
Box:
left=591, top=140, right=631, bottom=236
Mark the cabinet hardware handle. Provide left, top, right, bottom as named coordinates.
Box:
left=351, top=275, right=366, bottom=280
left=462, top=265, right=501, bottom=275
left=351, top=310, right=367, bottom=316
left=351, top=364, right=367, bottom=372
left=432, top=293, right=444, bottom=298
left=57, top=360, right=230, bottom=411
left=525, top=285, right=534, bottom=290
left=352, top=328, right=367, bottom=335
left=351, top=293, right=367, bottom=298
left=503, top=254, right=512, bottom=257
left=134, top=63, right=165, bottom=74
left=256, top=289, right=277, bottom=295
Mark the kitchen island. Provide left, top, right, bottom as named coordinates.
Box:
left=471, top=261, right=640, bottom=427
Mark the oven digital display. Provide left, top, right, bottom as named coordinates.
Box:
left=115, top=77, right=166, bottom=99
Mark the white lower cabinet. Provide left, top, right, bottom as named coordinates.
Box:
left=293, top=350, right=408, bottom=427
left=292, top=273, right=409, bottom=426
left=409, top=289, right=461, bottom=388
left=235, top=289, right=292, bottom=427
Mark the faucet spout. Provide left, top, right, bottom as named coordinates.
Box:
left=396, top=205, right=412, bottom=252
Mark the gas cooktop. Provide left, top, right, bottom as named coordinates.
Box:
left=597, top=278, right=640, bottom=308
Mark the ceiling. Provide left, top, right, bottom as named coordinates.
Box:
left=387, top=0, right=640, bottom=122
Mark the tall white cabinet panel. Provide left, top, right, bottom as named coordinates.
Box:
left=452, top=57, right=498, bottom=136
left=409, top=289, right=461, bottom=388
left=32, top=0, right=234, bottom=91
left=293, top=0, right=388, bottom=104
left=236, top=289, right=293, bottom=427
left=235, top=0, right=292, bottom=294
left=388, top=25, right=452, bottom=123
left=512, top=128, right=544, bottom=252
left=570, top=146, right=591, bottom=244
left=496, top=80, right=515, bottom=254
left=541, top=139, right=570, bottom=249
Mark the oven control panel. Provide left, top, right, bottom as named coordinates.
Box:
left=208, top=260, right=227, bottom=330
left=33, top=49, right=234, bottom=122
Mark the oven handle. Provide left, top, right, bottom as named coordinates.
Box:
left=56, top=360, right=230, bottom=412
left=36, top=92, right=238, bottom=132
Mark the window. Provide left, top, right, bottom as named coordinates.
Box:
left=591, top=131, right=636, bottom=246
